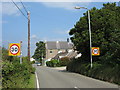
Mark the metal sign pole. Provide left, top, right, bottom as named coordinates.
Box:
left=88, top=10, right=92, bottom=68
left=20, top=41, right=22, bottom=64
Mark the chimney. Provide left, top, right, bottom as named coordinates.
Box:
left=56, top=41, right=60, bottom=49
left=67, top=38, right=69, bottom=43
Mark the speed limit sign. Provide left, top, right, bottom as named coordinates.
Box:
left=9, top=43, right=21, bottom=56
left=92, top=47, right=100, bottom=56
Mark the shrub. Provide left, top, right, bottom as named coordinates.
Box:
left=46, top=59, right=59, bottom=67
left=31, top=61, right=35, bottom=64
left=2, top=61, right=30, bottom=88
left=59, top=57, right=70, bottom=66
left=22, top=58, right=35, bottom=74
left=46, top=61, right=53, bottom=67
left=2, top=56, right=36, bottom=88
left=66, top=58, right=120, bottom=85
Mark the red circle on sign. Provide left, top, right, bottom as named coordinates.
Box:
left=10, top=44, right=20, bottom=55
left=92, top=48, right=99, bottom=55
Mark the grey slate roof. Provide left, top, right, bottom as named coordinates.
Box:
left=52, top=50, right=78, bottom=60
left=46, top=42, right=57, bottom=49
left=66, top=51, right=78, bottom=59
left=52, top=52, right=68, bottom=60
left=46, top=41, right=73, bottom=49
left=59, top=42, right=69, bottom=49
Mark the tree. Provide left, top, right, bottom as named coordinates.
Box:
left=69, top=3, right=120, bottom=64
left=2, top=47, right=14, bottom=62
left=32, top=41, right=46, bottom=63
left=67, top=3, right=120, bottom=84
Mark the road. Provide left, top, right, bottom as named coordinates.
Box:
left=34, top=65, right=119, bottom=89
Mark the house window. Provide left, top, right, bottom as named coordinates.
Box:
left=50, top=51, right=52, bottom=53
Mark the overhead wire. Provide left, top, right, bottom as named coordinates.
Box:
left=20, top=0, right=28, bottom=13
left=11, top=0, right=28, bottom=19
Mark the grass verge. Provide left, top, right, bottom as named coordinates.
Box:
left=27, top=74, right=36, bottom=88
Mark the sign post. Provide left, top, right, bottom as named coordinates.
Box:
left=20, top=41, right=22, bottom=64
left=9, top=43, right=22, bottom=64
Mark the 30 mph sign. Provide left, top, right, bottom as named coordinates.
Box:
left=92, top=47, right=100, bottom=56
left=9, top=43, right=21, bottom=56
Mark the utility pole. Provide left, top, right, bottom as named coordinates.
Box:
left=27, top=11, right=30, bottom=61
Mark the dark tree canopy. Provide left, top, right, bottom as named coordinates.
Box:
left=69, top=3, right=120, bottom=64
left=32, top=41, right=46, bottom=63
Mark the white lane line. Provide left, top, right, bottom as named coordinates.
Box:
left=74, top=86, right=81, bottom=90
left=35, top=72, right=40, bottom=89
left=118, top=86, right=120, bottom=90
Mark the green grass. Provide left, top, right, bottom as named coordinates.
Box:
left=27, top=74, right=36, bottom=88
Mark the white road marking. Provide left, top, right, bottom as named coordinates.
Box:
left=74, top=86, right=81, bottom=90
left=35, top=72, right=40, bottom=89
left=118, top=86, right=120, bottom=90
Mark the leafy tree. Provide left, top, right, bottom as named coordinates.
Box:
left=32, top=41, right=46, bottom=63
left=2, top=47, right=13, bottom=62
left=68, top=2, right=120, bottom=84
left=69, top=3, right=120, bottom=64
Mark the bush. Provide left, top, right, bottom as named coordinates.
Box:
left=2, top=61, right=30, bottom=88
left=46, top=61, right=53, bottom=67
left=2, top=55, right=36, bottom=88
left=31, top=61, right=35, bottom=64
left=59, top=57, right=70, bottom=66
left=46, top=59, right=60, bottom=67
left=66, top=58, right=120, bottom=85
left=66, top=58, right=80, bottom=72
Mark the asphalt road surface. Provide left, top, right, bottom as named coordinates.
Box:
left=34, top=65, right=119, bottom=89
